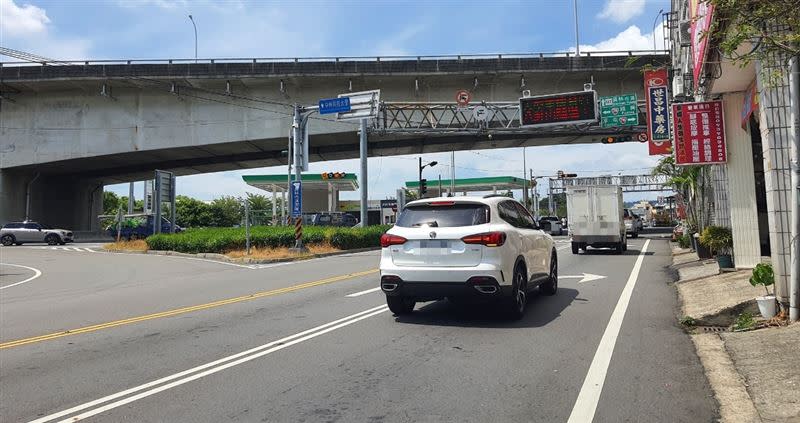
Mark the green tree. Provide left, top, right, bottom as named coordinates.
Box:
left=652, top=155, right=712, bottom=232
left=208, top=196, right=243, bottom=227
left=175, top=195, right=212, bottom=227
left=103, top=191, right=120, bottom=215
left=711, top=0, right=800, bottom=63
left=245, top=193, right=272, bottom=211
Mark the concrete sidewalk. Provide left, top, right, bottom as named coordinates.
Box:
left=672, top=248, right=799, bottom=422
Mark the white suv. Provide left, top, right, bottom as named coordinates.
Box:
left=379, top=196, right=558, bottom=319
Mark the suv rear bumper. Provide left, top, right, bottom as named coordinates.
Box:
left=380, top=277, right=513, bottom=300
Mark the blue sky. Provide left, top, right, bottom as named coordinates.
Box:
left=1, top=0, right=671, bottom=202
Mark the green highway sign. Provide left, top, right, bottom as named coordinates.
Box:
left=599, top=94, right=639, bottom=128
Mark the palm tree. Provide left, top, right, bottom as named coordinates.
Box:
left=652, top=155, right=706, bottom=233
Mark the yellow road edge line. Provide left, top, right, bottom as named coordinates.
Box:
left=0, top=269, right=378, bottom=350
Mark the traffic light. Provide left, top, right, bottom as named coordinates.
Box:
left=321, top=172, right=347, bottom=179
left=419, top=178, right=428, bottom=196
left=601, top=135, right=633, bottom=144
left=556, top=171, right=577, bottom=178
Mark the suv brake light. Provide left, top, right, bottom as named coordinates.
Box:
left=461, top=232, right=506, bottom=247
left=380, top=234, right=407, bottom=248
left=428, top=201, right=456, bottom=206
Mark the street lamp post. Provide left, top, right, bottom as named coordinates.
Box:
left=188, top=15, right=198, bottom=62
left=652, top=8, right=664, bottom=53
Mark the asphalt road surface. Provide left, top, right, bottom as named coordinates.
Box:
left=0, top=232, right=718, bottom=422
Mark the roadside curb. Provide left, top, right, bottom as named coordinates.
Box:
left=101, top=246, right=380, bottom=264
left=669, top=243, right=762, bottom=422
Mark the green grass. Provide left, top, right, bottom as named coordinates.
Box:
left=146, top=225, right=391, bottom=254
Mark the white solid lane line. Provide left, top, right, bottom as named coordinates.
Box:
left=567, top=239, right=651, bottom=423
left=29, top=304, right=389, bottom=423
left=0, top=263, right=43, bottom=290
left=346, top=286, right=382, bottom=297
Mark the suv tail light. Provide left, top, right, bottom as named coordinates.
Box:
left=380, top=234, right=407, bottom=248
left=461, top=232, right=506, bottom=247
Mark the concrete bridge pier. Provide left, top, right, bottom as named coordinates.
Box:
left=1, top=170, right=103, bottom=231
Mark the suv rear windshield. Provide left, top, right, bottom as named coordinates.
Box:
left=396, top=203, right=490, bottom=228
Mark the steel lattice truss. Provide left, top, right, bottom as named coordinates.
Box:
left=549, top=174, right=673, bottom=193
left=370, top=101, right=648, bottom=136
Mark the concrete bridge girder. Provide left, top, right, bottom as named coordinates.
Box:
left=0, top=55, right=668, bottom=229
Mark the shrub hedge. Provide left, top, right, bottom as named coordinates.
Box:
left=146, top=225, right=391, bottom=254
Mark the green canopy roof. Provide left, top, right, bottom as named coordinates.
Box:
left=243, top=173, right=358, bottom=191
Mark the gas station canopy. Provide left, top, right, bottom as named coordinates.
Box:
left=405, top=176, right=527, bottom=194
left=242, top=174, right=359, bottom=192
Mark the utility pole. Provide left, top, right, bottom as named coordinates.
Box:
left=128, top=182, right=135, bottom=214
left=573, top=0, right=580, bottom=56
left=245, top=199, right=251, bottom=255
left=286, top=127, right=292, bottom=226
left=450, top=151, right=455, bottom=197
left=790, top=56, right=799, bottom=321
left=292, top=105, right=305, bottom=250
left=522, top=147, right=529, bottom=210
left=548, top=178, right=555, bottom=215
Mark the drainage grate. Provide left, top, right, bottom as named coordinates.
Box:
left=701, top=326, right=729, bottom=333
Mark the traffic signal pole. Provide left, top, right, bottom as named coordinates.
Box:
left=360, top=119, right=368, bottom=227
left=418, top=157, right=423, bottom=197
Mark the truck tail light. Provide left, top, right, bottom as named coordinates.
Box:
left=461, top=232, right=506, bottom=247
left=380, top=234, right=407, bottom=248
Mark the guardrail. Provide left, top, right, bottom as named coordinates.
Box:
left=0, top=50, right=669, bottom=67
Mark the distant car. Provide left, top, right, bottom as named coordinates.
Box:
left=379, top=196, right=557, bottom=319
left=311, top=212, right=358, bottom=227
left=623, top=209, right=640, bottom=238
left=630, top=210, right=645, bottom=230
left=1, top=221, right=73, bottom=246
left=538, top=216, right=564, bottom=236
left=107, top=214, right=182, bottom=240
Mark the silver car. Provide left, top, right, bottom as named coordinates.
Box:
left=0, top=221, right=74, bottom=246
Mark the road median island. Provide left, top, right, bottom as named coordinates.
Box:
left=670, top=246, right=799, bottom=422
left=103, top=225, right=389, bottom=264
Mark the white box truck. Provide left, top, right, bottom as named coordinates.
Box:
left=566, top=185, right=627, bottom=254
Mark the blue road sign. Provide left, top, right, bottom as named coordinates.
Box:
left=319, top=97, right=351, bottom=114
left=291, top=181, right=302, bottom=217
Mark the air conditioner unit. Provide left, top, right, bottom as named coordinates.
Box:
left=679, top=20, right=692, bottom=47
left=673, top=74, right=686, bottom=99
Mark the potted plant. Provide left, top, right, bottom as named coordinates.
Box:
left=749, top=263, right=776, bottom=319
left=699, top=225, right=734, bottom=269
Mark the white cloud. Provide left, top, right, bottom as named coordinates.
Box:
left=0, top=0, right=92, bottom=60
left=373, top=23, right=428, bottom=57
left=568, top=24, right=667, bottom=53
left=0, top=0, right=50, bottom=36
left=597, top=0, right=646, bottom=23
left=116, top=0, right=187, bottom=9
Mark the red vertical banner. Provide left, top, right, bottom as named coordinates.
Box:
left=691, top=0, right=715, bottom=89
left=644, top=68, right=672, bottom=155
left=672, top=100, right=726, bottom=165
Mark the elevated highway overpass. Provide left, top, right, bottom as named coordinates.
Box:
left=0, top=51, right=668, bottom=229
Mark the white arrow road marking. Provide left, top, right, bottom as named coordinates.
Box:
left=567, top=239, right=651, bottom=422
left=0, top=263, right=43, bottom=290
left=346, top=287, right=382, bottom=297
left=559, top=273, right=607, bottom=284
